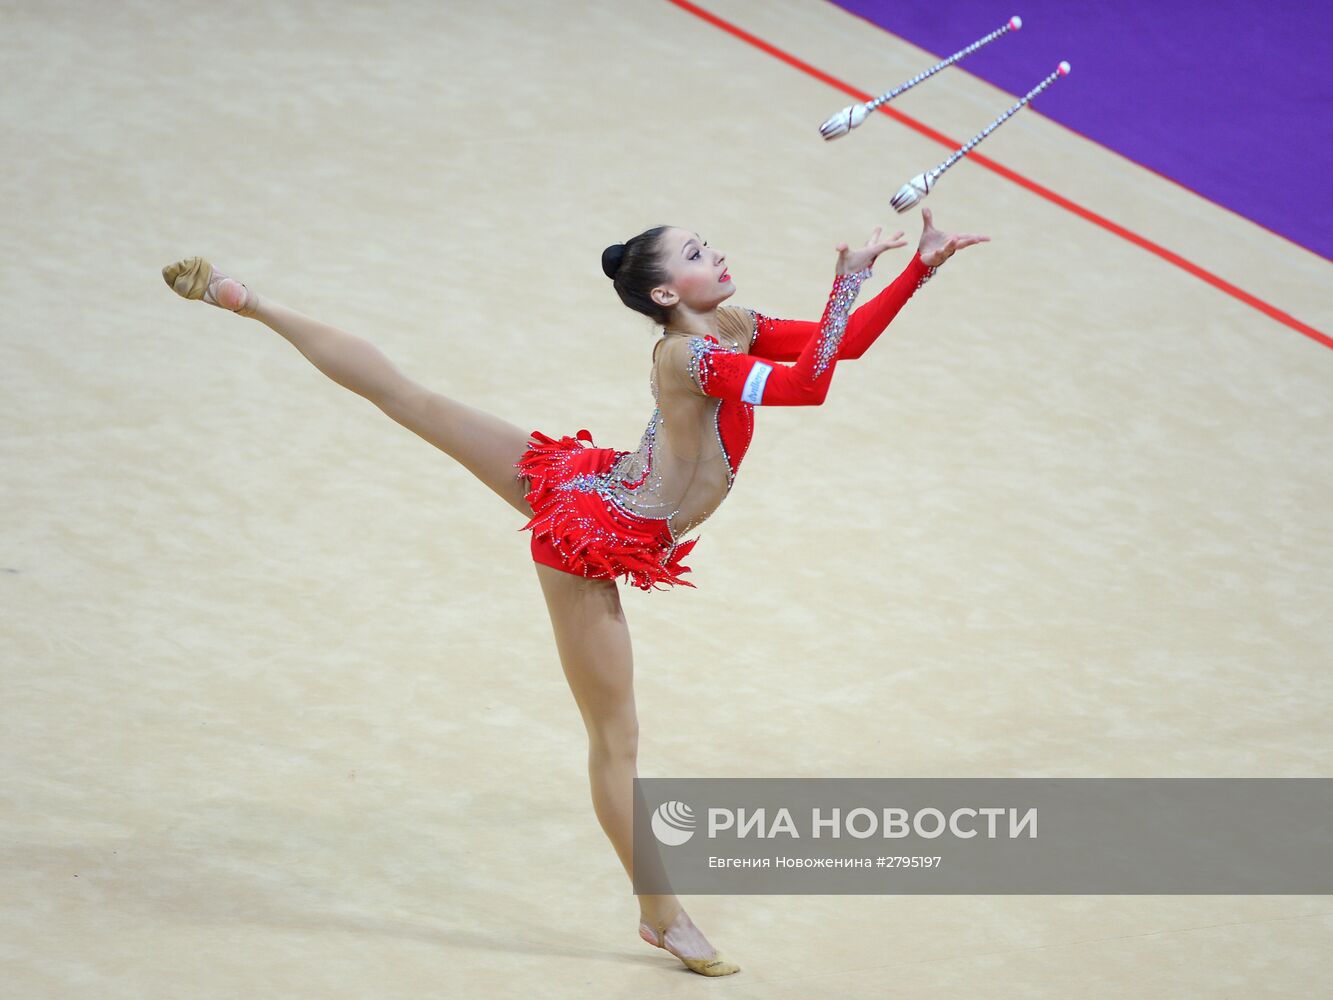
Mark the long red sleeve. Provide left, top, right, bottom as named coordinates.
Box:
left=748, top=253, right=935, bottom=362
left=685, top=268, right=872, bottom=407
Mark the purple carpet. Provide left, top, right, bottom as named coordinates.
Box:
left=831, top=1, right=1332, bottom=262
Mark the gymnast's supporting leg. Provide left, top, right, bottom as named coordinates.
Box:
left=161, top=257, right=533, bottom=515
left=533, top=563, right=737, bottom=975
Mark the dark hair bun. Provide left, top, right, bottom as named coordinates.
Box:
left=601, top=243, right=626, bottom=280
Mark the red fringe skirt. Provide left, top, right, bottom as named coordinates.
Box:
left=515, top=429, right=697, bottom=591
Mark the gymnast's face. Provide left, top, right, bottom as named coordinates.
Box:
left=652, top=227, right=735, bottom=315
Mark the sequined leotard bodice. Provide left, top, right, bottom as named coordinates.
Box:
left=578, top=253, right=937, bottom=545
left=594, top=311, right=755, bottom=541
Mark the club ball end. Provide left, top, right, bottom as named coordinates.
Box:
left=1058, top=61, right=1071, bottom=76
left=1009, top=15, right=1022, bottom=30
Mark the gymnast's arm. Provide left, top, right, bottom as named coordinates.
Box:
left=746, top=252, right=937, bottom=362
left=671, top=215, right=988, bottom=406
left=746, top=209, right=988, bottom=361
left=668, top=267, right=874, bottom=407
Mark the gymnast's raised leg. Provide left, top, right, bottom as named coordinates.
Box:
left=161, top=257, right=534, bottom=515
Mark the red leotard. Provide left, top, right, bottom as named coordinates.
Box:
left=516, top=252, right=936, bottom=590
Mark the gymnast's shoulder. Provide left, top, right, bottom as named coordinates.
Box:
left=715, top=305, right=757, bottom=352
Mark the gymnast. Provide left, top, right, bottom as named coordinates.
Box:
left=161, top=206, right=987, bottom=976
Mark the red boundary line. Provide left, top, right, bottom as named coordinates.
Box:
left=666, top=0, right=1332, bottom=351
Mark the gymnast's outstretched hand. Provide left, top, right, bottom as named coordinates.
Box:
left=916, top=207, right=990, bottom=267
left=835, top=227, right=909, bottom=276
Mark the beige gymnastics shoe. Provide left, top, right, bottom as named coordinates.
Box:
left=161, top=256, right=256, bottom=315
left=639, top=911, right=741, bottom=977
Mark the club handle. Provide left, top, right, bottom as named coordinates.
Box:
left=865, top=16, right=1022, bottom=112
left=933, top=62, right=1069, bottom=176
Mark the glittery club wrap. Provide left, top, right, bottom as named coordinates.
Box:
left=515, top=429, right=699, bottom=591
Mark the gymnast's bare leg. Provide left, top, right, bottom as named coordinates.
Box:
left=159, top=261, right=534, bottom=513
left=161, top=258, right=728, bottom=972
left=534, top=562, right=723, bottom=967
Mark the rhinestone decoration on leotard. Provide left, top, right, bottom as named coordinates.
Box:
left=812, top=267, right=870, bottom=378
left=685, top=335, right=713, bottom=391
left=747, top=308, right=767, bottom=354
left=552, top=405, right=687, bottom=539
left=682, top=335, right=747, bottom=495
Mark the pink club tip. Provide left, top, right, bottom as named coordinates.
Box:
left=1057, top=61, right=1071, bottom=75
left=1009, top=15, right=1022, bottom=30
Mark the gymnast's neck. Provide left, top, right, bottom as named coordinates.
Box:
left=661, top=303, right=721, bottom=340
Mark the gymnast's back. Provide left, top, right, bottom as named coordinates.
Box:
left=604, top=306, right=757, bottom=539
